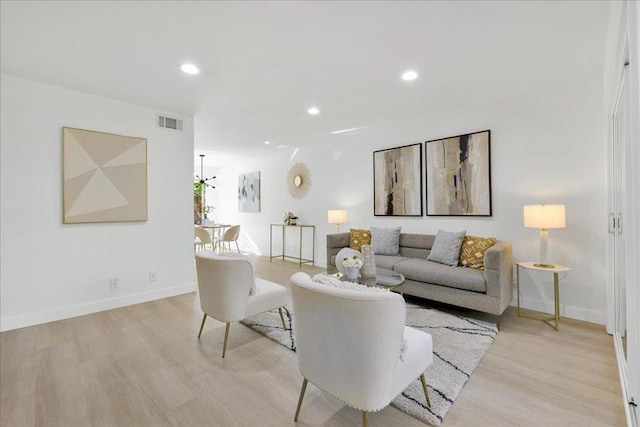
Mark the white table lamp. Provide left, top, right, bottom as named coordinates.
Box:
left=524, top=204, right=566, bottom=268
left=328, top=210, right=347, bottom=233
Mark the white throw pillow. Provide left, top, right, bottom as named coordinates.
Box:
left=427, top=229, right=467, bottom=266
left=371, top=226, right=401, bottom=256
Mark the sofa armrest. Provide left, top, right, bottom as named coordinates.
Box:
left=483, top=241, right=513, bottom=305
left=326, top=232, right=350, bottom=269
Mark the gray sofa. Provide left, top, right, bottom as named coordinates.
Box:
left=327, top=232, right=513, bottom=319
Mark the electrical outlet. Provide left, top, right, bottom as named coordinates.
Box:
left=110, top=278, right=119, bottom=289
left=149, top=272, right=158, bottom=282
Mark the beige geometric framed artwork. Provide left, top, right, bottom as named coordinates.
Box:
left=425, top=129, right=491, bottom=216
left=63, top=127, right=147, bottom=223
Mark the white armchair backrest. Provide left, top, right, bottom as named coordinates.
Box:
left=195, top=250, right=254, bottom=321
left=290, top=272, right=406, bottom=411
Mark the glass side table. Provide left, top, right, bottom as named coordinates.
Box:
left=516, top=261, right=571, bottom=331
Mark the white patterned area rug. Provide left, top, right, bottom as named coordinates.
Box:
left=241, top=302, right=497, bottom=426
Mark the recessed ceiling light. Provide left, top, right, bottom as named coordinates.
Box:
left=180, top=63, right=200, bottom=75
left=307, top=107, right=320, bottom=115
left=402, top=70, right=418, bottom=81
left=264, top=141, right=270, bottom=145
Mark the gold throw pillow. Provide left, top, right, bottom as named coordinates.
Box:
left=349, top=228, right=371, bottom=252
left=459, top=236, right=496, bottom=270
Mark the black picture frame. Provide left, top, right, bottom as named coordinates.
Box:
left=373, top=143, right=423, bottom=216
left=425, top=130, right=492, bottom=216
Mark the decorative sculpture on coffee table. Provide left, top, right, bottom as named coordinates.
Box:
left=361, top=245, right=376, bottom=277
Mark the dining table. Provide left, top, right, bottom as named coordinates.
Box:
left=199, top=221, right=233, bottom=242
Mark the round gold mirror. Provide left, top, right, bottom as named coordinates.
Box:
left=287, top=163, right=311, bottom=199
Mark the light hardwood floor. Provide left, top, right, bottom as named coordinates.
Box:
left=1, top=257, right=625, bottom=426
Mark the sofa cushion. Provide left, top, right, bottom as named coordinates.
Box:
left=371, top=226, right=401, bottom=255
left=427, top=229, right=466, bottom=266
left=399, top=233, right=435, bottom=250
left=459, top=236, right=496, bottom=270
left=399, top=247, right=431, bottom=259
left=398, top=233, right=434, bottom=259
left=393, top=259, right=486, bottom=293
left=349, top=228, right=371, bottom=252
left=375, top=255, right=411, bottom=270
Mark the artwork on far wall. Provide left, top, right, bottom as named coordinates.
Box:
left=238, top=171, right=260, bottom=212
left=373, top=143, right=423, bottom=216
left=63, top=127, right=147, bottom=224
left=425, top=130, right=491, bottom=216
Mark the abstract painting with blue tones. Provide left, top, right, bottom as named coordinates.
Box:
left=238, top=171, right=260, bottom=212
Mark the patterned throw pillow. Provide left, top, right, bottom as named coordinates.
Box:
left=349, top=228, right=371, bottom=252
left=459, top=236, right=496, bottom=270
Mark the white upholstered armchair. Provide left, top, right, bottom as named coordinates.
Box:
left=289, top=272, right=433, bottom=427
left=195, top=251, right=289, bottom=358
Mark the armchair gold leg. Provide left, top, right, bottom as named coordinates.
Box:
left=420, top=373, right=432, bottom=407
left=362, top=411, right=367, bottom=427
left=278, top=307, right=287, bottom=330
left=197, top=313, right=207, bottom=338
left=294, top=378, right=308, bottom=421
left=222, top=322, right=230, bottom=358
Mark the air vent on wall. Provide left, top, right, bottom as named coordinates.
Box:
left=157, top=115, right=183, bottom=131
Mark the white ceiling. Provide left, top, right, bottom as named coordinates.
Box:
left=1, top=1, right=609, bottom=167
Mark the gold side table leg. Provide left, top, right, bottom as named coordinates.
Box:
left=516, top=264, right=521, bottom=317
left=311, top=226, right=315, bottom=266
left=299, top=227, right=303, bottom=269
left=554, top=272, right=560, bottom=331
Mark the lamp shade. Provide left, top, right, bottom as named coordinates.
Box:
left=327, top=210, right=347, bottom=224
left=523, top=204, right=566, bottom=229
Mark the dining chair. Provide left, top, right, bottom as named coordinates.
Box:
left=289, top=272, right=433, bottom=427
left=215, top=224, right=241, bottom=253
left=194, top=226, right=214, bottom=252
left=195, top=250, right=289, bottom=358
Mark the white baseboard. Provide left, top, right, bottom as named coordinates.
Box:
left=513, top=294, right=606, bottom=325
left=0, top=282, right=197, bottom=332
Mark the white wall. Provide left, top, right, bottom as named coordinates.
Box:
left=0, top=74, right=195, bottom=331
left=210, top=57, right=607, bottom=324
left=632, top=0, right=640, bottom=412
